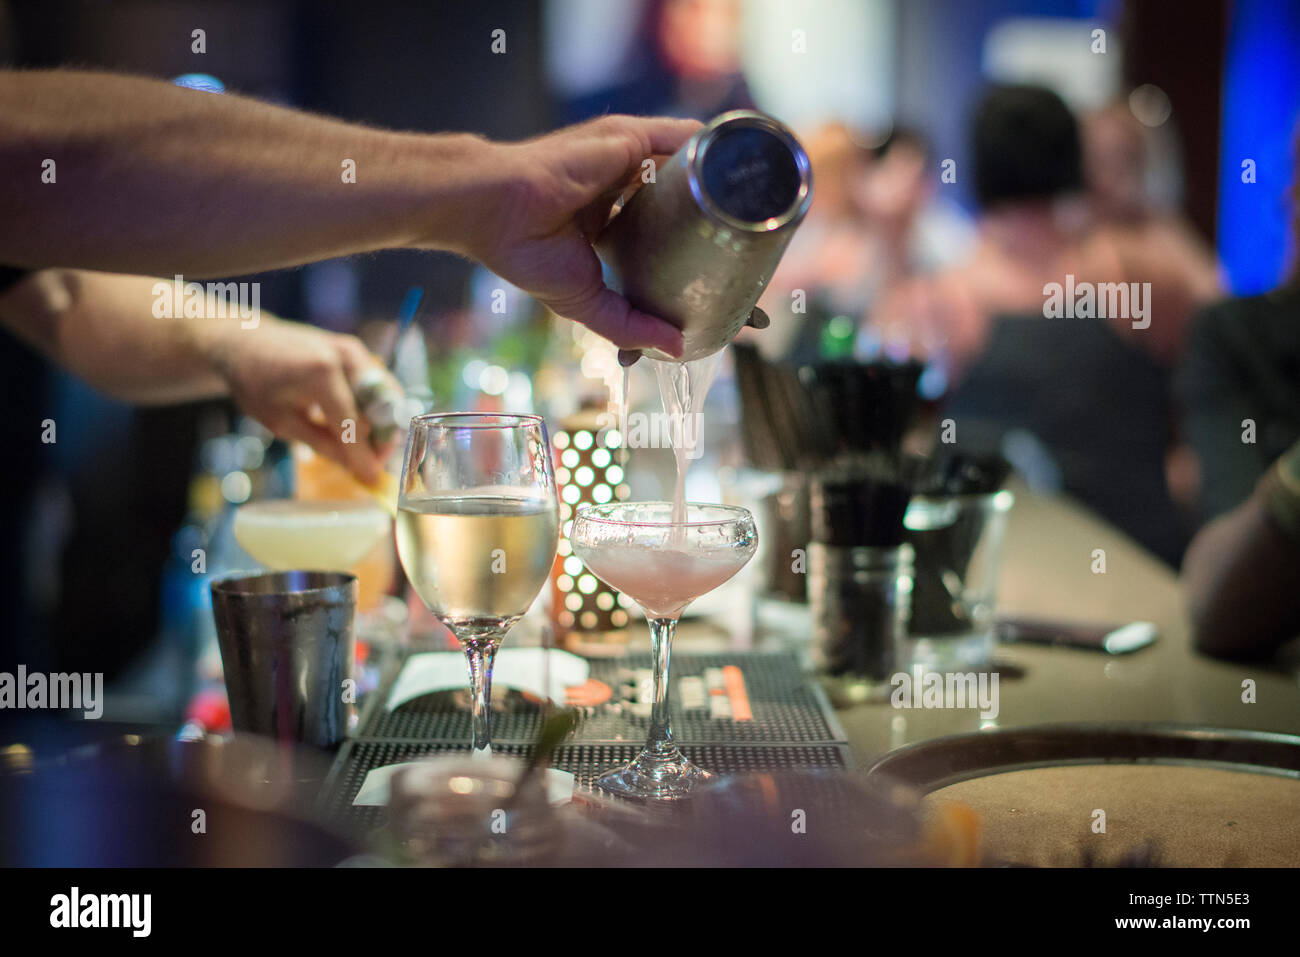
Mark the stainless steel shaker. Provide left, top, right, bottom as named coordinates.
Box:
left=596, top=110, right=813, bottom=361
left=210, top=571, right=357, bottom=749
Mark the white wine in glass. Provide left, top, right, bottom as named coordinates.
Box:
left=396, top=492, right=558, bottom=627
left=395, top=414, right=559, bottom=756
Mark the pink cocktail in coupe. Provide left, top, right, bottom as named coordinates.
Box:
left=570, top=502, right=758, bottom=800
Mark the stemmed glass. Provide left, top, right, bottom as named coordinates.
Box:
left=395, top=413, right=559, bottom=756
left=570, top=502, right=758, bottom=800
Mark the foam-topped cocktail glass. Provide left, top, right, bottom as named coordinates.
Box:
left=234, top=500, right=393, bottom=573
left=571, top=502, right=758, bottom=800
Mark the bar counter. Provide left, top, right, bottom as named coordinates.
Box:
left=833, top=484, right=1300, bottom=765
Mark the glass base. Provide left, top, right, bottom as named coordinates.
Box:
left=818, top=672, right=894, bottom=708
left=596, top=746, right=714, bottom=802
left=906, top=630, right=995, bottom=672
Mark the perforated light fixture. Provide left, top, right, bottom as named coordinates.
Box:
left=548, top=409, right=632, bottom=646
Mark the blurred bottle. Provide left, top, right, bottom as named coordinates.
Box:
left=166, top=413, right=280, bottom=712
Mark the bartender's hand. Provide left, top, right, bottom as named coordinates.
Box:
left=200, top=317, right=389, bottom=485
left=461, top=115, right=700, bottom=358
left=617, top=307, right=769, bottom=367
left=0, top=73, right=698, bottom=353
left=0, top=269, right=389, bottom=485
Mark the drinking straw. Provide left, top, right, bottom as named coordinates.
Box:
left=810, top=452, right=915, bottom=548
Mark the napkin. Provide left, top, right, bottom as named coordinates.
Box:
left=352, top=762, right=575, bottom=807
left=385, top=648, right=589, bottom=710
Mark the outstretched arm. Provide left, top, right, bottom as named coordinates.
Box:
left=0, top=70, right=486, bottom=277
left=0, top=69, right=695, bottom=354
left=0, top=268, right=388, bottom=483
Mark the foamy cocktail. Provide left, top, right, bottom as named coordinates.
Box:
left=571, top=501, right=757, bottom=800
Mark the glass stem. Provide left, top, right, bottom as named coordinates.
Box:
left=645, top=617, right=678, bottom=755
left=462, top=635, right=501, bottom=757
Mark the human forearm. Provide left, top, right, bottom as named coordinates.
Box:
left=0, top=266, right=389, bottom=481
left=0, top=74, right=696, bottom=352
left=0, top=70, right=494, bottom=276
left=0, top=269, right=236, bottom=403
left=1184, top=449, right=1300, bottom=659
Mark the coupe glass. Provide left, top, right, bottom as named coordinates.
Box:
left=233, top=500, right=392, bottom=573
left=395, top=413, right=559, bottom=756
left=570, top=502, right=758, bottom=800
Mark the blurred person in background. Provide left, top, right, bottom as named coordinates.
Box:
left=757, top=124, right=973, bottom=362
left=754, top=123, right=873, bottom=359
left=1179, top=128, right=1300, bottom=660
left=1082, top=103, right=1223, bottom=366
left=563, top=0, right=754, bottom=121
left=1081, top=103, right=1224, bottom=514
left=876, top=84, right=1189, bottom=565
left=1178, top=266, right=1300, bottom=520
left=859, top=128, right=976, bottom=293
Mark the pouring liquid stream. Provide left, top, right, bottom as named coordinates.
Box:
left=618, top=362, right=631, bottom=472
left=651, top=351, right=722, bottom=546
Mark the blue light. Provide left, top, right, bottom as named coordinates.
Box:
left=1217, top=0, right=1300, bottom=294
left=173, top=73, right=225, bottom=94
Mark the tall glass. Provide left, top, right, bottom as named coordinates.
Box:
left=570, top=502, right=758, bottom=800
left=395, top=413, right=559, bottom=756
left=904, top=490, right=1014, bottom=671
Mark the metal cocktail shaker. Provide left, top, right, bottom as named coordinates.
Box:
left=596, top=110, right=813, bottom=362
left=210, top=571, right=357, bottom=749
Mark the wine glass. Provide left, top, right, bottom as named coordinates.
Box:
left=570, top=502, right=758, bottom=800
left=395, top=413, right=559, bottom=756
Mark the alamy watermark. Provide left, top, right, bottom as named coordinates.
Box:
left=1043, top=274, right=1150, bottom=329
left=50, top=887, right=150, bottom=937
left=152, top=274, right=260, bottom=328
left=890, top=666, right=999, bottom=720
left=0, top=665, right=103, bottom=719
left=622, top=409, right=703, bottom=458
left=597, top=409, right=705, bottom=458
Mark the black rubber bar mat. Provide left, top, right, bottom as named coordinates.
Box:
left=321, top=738, right=855, bottom=832
left=355, top=651, right=848, bottom=746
